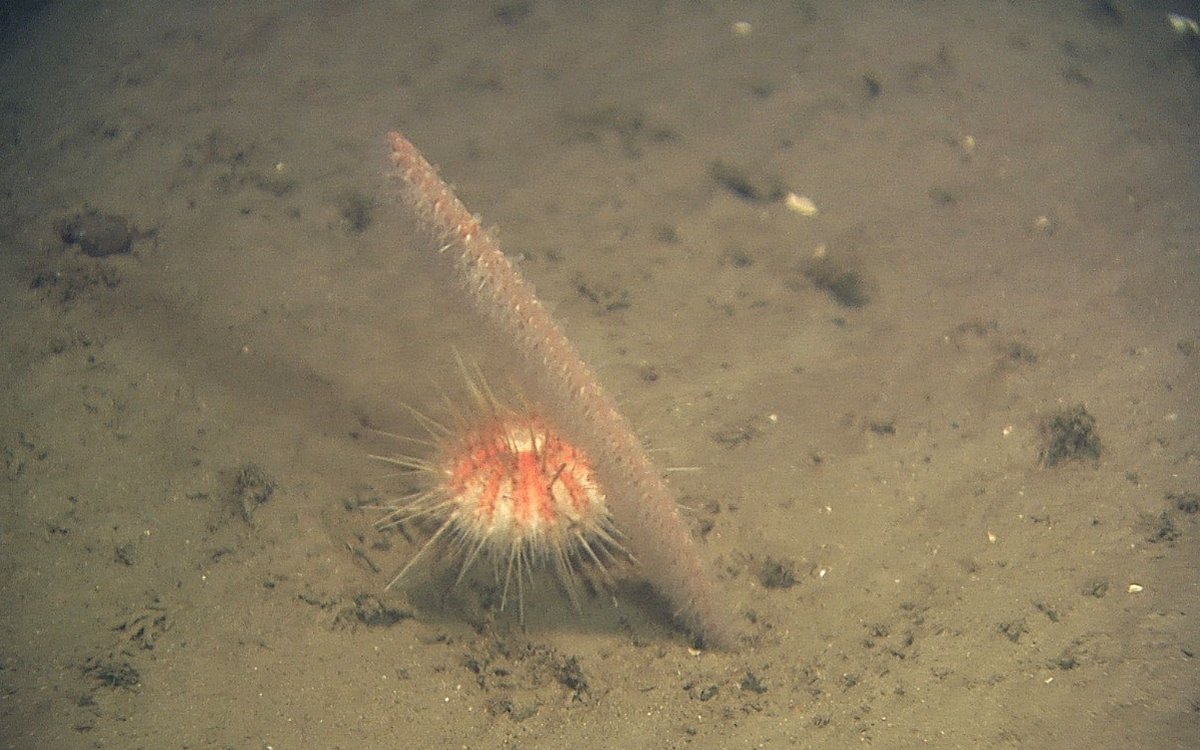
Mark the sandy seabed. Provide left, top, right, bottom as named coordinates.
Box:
left=1, top=1, right=1198, bottom=748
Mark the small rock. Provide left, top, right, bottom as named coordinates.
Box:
left=57, top=210, right=138, bottom=257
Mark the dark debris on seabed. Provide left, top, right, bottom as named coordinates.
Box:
left=1038, top=404, right=1101, bottom=467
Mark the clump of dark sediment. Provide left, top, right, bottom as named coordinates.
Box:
left=798, top=257, right=871, bottom=308
left=1038, top=404, right=1101, bottom=467
left=57, top=209, right=149, bottom=257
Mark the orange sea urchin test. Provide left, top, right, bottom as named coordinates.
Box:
left=377, top=401, right=628, bottom=622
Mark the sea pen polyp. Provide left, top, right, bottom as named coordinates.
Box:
left=387, top=132, right=736, bottom=648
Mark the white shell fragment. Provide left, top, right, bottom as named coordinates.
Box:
left=786, top=192, right=819, bottom=216
left=1127, top=583, right=1144, bottom=593
left=1167, top=13, right=1199, bottom=35
left=1032, top=215, right=1056, bottom=235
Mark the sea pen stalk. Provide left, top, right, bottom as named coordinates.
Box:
left=387, top=132, right=736, bottom=648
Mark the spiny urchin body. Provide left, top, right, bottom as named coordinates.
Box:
left=376, top=388, right=630, bottom=622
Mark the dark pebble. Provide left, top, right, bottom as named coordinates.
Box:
left=58, top=210, right=136, bottom=257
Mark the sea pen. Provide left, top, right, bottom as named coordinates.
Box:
left=387, top=132, right=736, bottom=648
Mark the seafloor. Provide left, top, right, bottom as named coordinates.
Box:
left=1, top=2, right=1197, bottom=748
